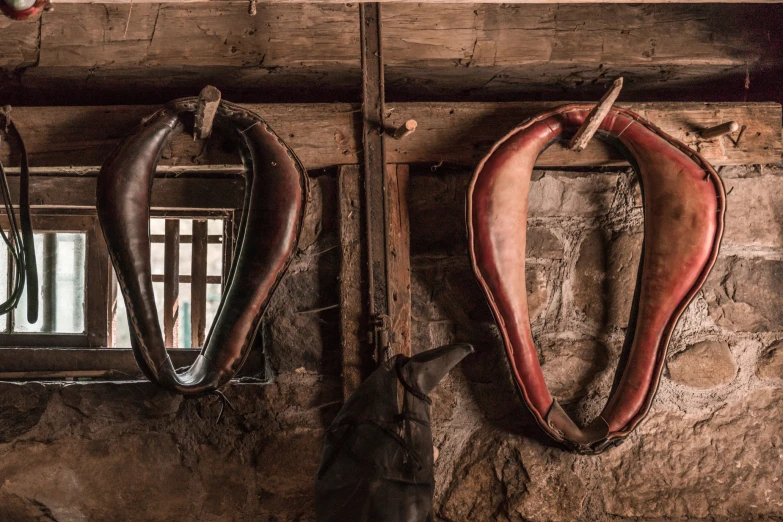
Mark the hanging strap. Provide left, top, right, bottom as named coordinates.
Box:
left=0, top=106, right=39, bottom=321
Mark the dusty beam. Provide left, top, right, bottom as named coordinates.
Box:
left=1, top=102, right=780, bottom=169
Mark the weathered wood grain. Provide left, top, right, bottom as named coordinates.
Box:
left=2, top=175, right=244, bottom=209
left=37, top=3, right=358, bottom=69
left=1, top=4, right=779, bottom=103
left=2, top=102, right=777, bottom=169
left=0, top=16, right=39, bottom=69
left=386, top=164, right=411, bottom=358
left=41, top=0, right=783, bottom=4
left=338, top=165, right=363, bottom=398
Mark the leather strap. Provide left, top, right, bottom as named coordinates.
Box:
left=467, top=105, right=726, bottom=453
left=0, top=108, right=38, bottom=322
left=97, top=98, right=308, bottom=395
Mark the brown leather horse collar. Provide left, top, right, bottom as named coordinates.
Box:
left=97, top=98, right=308, bottom=395
left=467, top=104, right=726, bottom=453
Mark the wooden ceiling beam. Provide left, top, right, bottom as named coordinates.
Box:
left=1, top=102, right=780, bottom=169
left=1, top=4, right=780, bottom=104
left=44, top=0, right=783, bottom=4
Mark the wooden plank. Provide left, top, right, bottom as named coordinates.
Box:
left=0, top=16, right=39, bottom=69
left=0, top=347, right=199, bottom=377
left=26, top=1, right=783, bottom=5
left=386, top=164, right=411, bottom=358
left=386, top=101, right=783, bottom=167
left=85, top=219, right=110, bottom=347
left=40, top=234, right=57, bottom=333
left=0, top=347, right=266, bottom=378
left=3, top=102, right=777, bottom=168
left=2, top=104, right=359, bottom=170
left=2, top=4, right=779, bottom=105
left=338, top=165, right=363, bottom=399
left=190, top=220, right=208, bottom=349
left=1, top=175, right=244, bottom=209
left=37, top=3, right=358, bottom=69
left=163, top=220, right=180, bottom=348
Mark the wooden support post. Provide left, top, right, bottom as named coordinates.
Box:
left=569, top=77, right=624, bottom=152
left=360, top=2, right=392, bottom=364
left=163, top=219, right=180, bottom=348
left=41, top=233, right=56, bottom=333
left=386, top=164, right=411, bottom=358
left=193, top=86, right=221, bottom=141
left=338, top=165, right=364, bottom=398
left=191, top=219, right=208, bottom=348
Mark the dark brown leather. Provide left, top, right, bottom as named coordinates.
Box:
left=467, top=105, right=726, bottom=453
left=97, top=98, right=308, bottom=395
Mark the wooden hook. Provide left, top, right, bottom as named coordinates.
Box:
left=569, top=77, right=624, bottom=152
left=392, top=119, right=417, bottom=140
left=700, top=121, right=739, bottom=140
left=193, top=85, right=222, bottom=140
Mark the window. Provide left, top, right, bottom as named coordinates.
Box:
left=0, top=212, right=109, bottom=348
left=0, top=172, right=274, bottom=379
left=111, top=213, right=231, bottom=349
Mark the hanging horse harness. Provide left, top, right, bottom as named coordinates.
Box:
left=0, top=106, right=38, bottom=321
left=467, top=105, right=726, bottom=453
left=97, top=98, right=308, bottom=395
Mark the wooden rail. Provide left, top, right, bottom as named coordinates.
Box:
left=3, top=102, right=780, bottom=170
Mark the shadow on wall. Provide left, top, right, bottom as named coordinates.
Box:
left=407, top=162, right=644, bottom=446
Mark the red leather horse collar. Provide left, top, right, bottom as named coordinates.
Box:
left=467, top=105, right=726, bottom=453
left=97, top=98, right=308, bottom=395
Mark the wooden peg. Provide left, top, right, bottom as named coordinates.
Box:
left=193, top=85, right=221, bottom=140
left=248, top=0, right=257, bottom=16
left=700, top=121, right=739, bottom=140
left=569, top=77, right=624, bottom=152
left=392, top=119, right=417, bottom=140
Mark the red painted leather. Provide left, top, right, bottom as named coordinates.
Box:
left=97, top=99, right=308, bottom=395
left=467, top=105, right=726, bottom=452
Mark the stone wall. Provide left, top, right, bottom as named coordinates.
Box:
left=1, top=165, right=782, bottom=521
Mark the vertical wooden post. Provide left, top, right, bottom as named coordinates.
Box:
left=163, top=219, right=180, bottom=348
left=339, top=165, right=364, bottom=398
left=191, top=219, right=208, bottom=349
left=85, top=220, right=110, bottom=347
left=360, top=2, right=392, bottom=364
left=41, top=233, right=56, bottom=332
left=386, top=164, right=411, bottom=357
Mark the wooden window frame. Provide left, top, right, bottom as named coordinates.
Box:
left=0, top=210, right=110, bottom=348
left=0, top=173, right=261, bottom=380
left=110, top=209, right=235, bottom=350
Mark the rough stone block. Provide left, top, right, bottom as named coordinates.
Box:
left=528, top=173, right=616, bottom=217
left=438, top=429, right=585, bottom=522
left=758, top=341, right=783, bottom=380
left=540, top=340, right=609, bottom=402
left=600, top=389, right=783, bottom=519
left=704, top=256, right=783, bottom=332
left=527, top=227, right=563, bottom=259
left=722, top=176, right=783, bottom=248
left=572, top=228, right=642, bottom=328
left=667, top=340, right=737, bottom=389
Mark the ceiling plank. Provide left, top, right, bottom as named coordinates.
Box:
left=1, top=3, right=779, bottom=104
left=46, top=0, right=783, bottom=4
left=1, top=102, right=779, bottom=169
